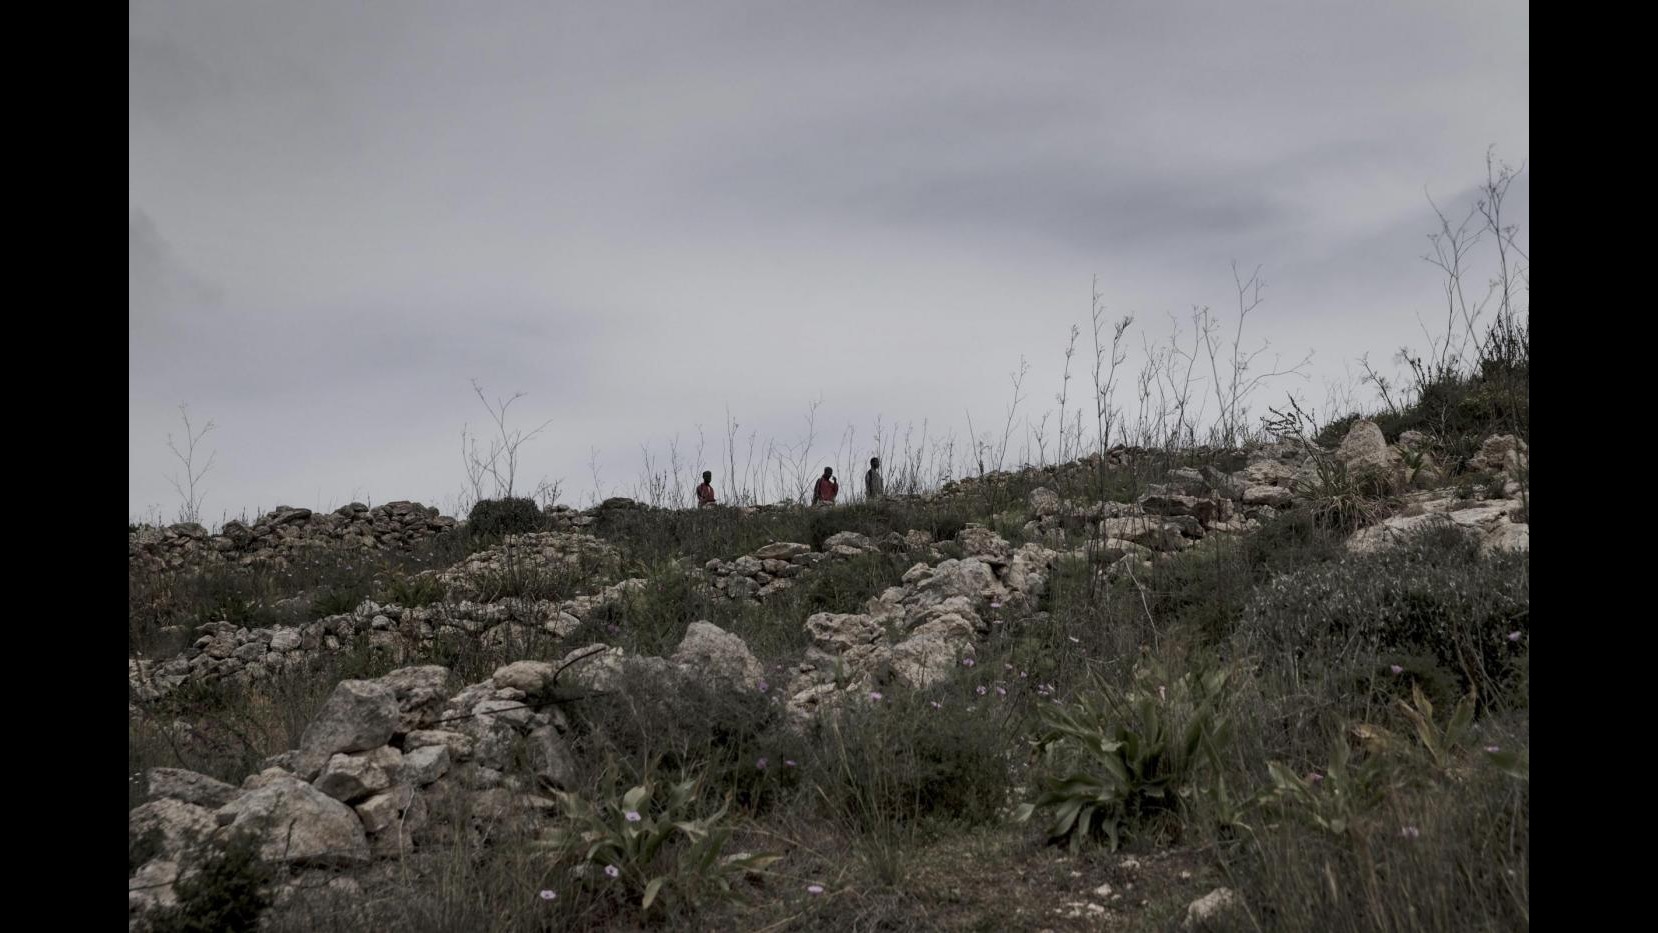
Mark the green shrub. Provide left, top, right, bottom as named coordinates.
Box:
left=1221, top=711, right=1530, bottom=932
left=568, top=663, right=799, bottom=809
left=309, top=583, right=370, bottom=617
left=1292, top=457, right=1394, bottom=533
left=378, top=570, right=449, bottom=607
left=809, top=689, right=1017, bottom=832
left=1235, top=525, right=1528, bottom=707
left=791, top=551, right=908, bottom=616
left=535, top=767, right=778, bottom=915
left=1016, top=664, right=1234, bottom=850
left=468, top=497, right=545, bottom=538
left=1242, top=508, right=1346, bottom=575
left=575, top=562, right=714, bottom=657
left=467, top=564, right=575, bottom=603
left=1261, top=733, right=1398, bottom=839
left=150, top=830, right=276, bottom=933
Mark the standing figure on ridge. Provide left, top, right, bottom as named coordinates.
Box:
left=696, top=471, right=717, bottom=508
left=812, top=467, right=838, bottom=506
left=864, top=456, right=884, bottom=500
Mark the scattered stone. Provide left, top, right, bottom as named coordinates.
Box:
left=1183, top=887, right=1242, bottom=931
left=299, top=680, right=400, bottom=757
left=145, top=768, right=240, bottom=809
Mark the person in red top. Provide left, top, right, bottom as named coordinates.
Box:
left=696, top=471, right=717, bottom=508
left=812, top=467, right=838, bottom=506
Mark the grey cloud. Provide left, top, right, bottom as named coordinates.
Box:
left=128, top=1, right=1526, bottom=520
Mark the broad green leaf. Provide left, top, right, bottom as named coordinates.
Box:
left=641, top=877, right=666, bottom=911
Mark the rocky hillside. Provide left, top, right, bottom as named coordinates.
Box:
left=128, top=420, right=1529, bottom=933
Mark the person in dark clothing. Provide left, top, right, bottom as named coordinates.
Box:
left=812, top=467, right=838, bottom=506
left=696, top=471, right=717, bottom=508
left=864, top=457, right=884, bottom=500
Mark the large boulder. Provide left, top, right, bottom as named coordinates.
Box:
left=1398, top=430, right=1433, bottom=452
left=887, top=631, right=966, bottom=689
left=299, top=680, right=400, bottom=757
left=1139, top=491, right=1230, bottom=526
left=1482, top=520, right=1530, bottom=554
left=491, top=661, right=557, bottom=696
left=1087, top=537, right=1155, bottom=564
left=1477, top=434, right=1529, bottom=473
left=903, top=596, right=984, bottom=635
left=145, top=768, right=240, bottom=809
left=956, top=526, right=1012, bottom=560
left=402, top=745, right=451, bottom=786
left=314, top=748, right=403, bottom=803
left=354, top=783, right=417, bottom=836
left=911, top=559, right=1004, bottom=607
left=455, top=702, right=532, bottom=773
left=671, top=621, right=765, bottom=689
left=1100, top=516, right=1187, bottom=552
left=1028, top=487, right=1062, bottom=517
left=1334, top=420, right=1401, bottom=481
left=1241, top=460, right=1296, bottom=488
left=526, top=725, right=576, bottom=790
left=823, top=531, right=874, bottom=551
left=404, top=730, right=476, bottom=761
left=1242, top=484, right=1295, bottom=507
left=129, top=858, right=181, bottom=913
left=371, top=666, right=453, bottom=732
left=752, top=542, right=811, bottom=561
left=130, top=798, right=218, bottom=859
left=1346, top=500, right=1525, bottom=555
left=805, top=612, right=886, bottom=653
left=214, top=774, right=370, bottom=867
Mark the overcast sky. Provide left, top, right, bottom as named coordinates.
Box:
left=129, top=0, right=1528, bottom=523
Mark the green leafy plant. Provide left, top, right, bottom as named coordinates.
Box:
left=1398, top=684, right=1475, bottom=774
left=536, top=768, right=778, bottom=913
left=1015, top=665, right=1234, bottom=850
left=150, top=829, right=276, bottom=933
left=1263, top=737, right=1389, bottom=838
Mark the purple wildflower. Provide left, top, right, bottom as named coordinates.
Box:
left=624, top=810, right=641, bottom=822
left=605, top=865, right=620, bottom=878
